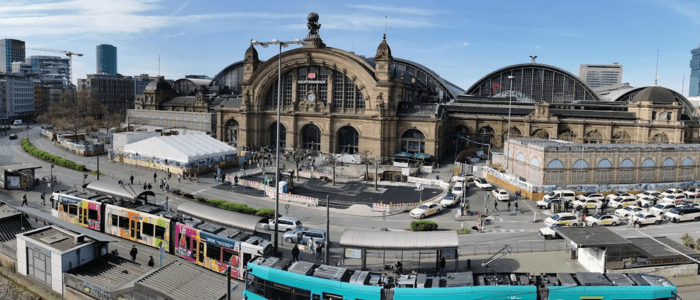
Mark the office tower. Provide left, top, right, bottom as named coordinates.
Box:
left=96, top=44, right=117, bottom=75
left=0, top=39, right=26, bottom=73
left=578, top=63, right=623, bottom=88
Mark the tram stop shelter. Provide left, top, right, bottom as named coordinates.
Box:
left=0, top=164, right=41, bottom=190
left=339, top=229, right=459, bottom=272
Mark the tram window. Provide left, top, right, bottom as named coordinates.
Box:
left=322, top=292, right=343, bottom=300
left=222, top=249, right=236, bottom=264
left=61, top=203, right=68, bottom=213
left=206, top=244, right=221, bottom=261
left=154, top=225, right=166, bottom=239
left=88, top=209, right=98, bottom=220
left=142, top=222, right=154, bottom=237
left=111, top=215, right=118, bottom=226
left=118, top=216, right=129, bottom=229
left=68, top=205, right=78, bottom=215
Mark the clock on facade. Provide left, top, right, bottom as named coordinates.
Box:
left=659, top=112, right=667, bottom=120
left=307, top=92, right=316, bottom=102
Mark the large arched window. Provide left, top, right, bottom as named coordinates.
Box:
left=516, top=153, right=525, bottom=162
left=337, top=126, right=359, bottom=154
left=641, top=158, right=655, bottom=182
left=597, top=159, right=611, bottom=183
left=265, top=67, right=363, bottom=110
left=333, top=72, right=364, bottom=109
left=530, top=157, right=540, bottom=167
left=297, top=66, right=329, bottom=104
left=401, top=129, right=425, bottom=154
left=477, top=126, right=494, bottom=147
left=682, top=157, right=695, bottom=180
left=270, top=123, right=287, bottom=149
left=662, top=158, right=675, bottom=181
left=619, top=158, right=634, bottom=183
left=572, top=159, right=588, bottom=184
left=224, top=119, right=238, bottom=147
left=302, top=124, right=321, bottom=151
left=546, top=159, right=563, bottom=185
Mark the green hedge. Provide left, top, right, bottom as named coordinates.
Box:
left=21, top=139, right=85, bottom=171
left=187, top=196, right=275, bottom=218
left=410, top=220, right=439, bottom=231
left=255, top=208, right=276, bottom=219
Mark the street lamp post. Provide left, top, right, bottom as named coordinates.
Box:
left=251, top=38, right=305, bottom=256
left=505, top=75, right=515, bottom=174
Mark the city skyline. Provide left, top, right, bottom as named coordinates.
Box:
left=1, top=0, right=699, bottom=95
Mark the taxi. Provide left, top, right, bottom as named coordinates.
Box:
left=609, top=197, right=637, bottom=209
left=585, top=214, right=620, bottom=226
left=631, top=212, right=663, bottom=226
left=571, top=198, right=603, bottom=210
left=410, top=203, right=442, bottom=219
left=538, top=224, right=565, bottom=240
left=492, top=189, right=510, bottom=201
left=544, top=213, right=579, bottom=227
left=614, top=206, right=647, bottom=219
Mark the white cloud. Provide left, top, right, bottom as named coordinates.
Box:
left=462, top=42, right=469, bottom=47
left=346, top=4, right=448, bottom=16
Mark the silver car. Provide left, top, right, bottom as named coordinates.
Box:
left=283, top=228, right=327, bottom=244
left=268, top=216, right=302, bottom=232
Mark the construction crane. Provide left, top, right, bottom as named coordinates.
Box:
left=24, top=47, right=83, bottom=86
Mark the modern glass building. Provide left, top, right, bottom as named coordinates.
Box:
left=0, top=39, right=25, bottom=73
left=577, top=63, right=623, bottom=89
left=96, top=44, right=117, bottom=75
left=690, top=45, right=700, bottom=97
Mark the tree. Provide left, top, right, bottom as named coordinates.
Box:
left=283, top=147, right=308, bottom=181
left=38, top=89, right=119, bottom=138
left=322, top=153, right=339, bottom=186
left=367, top=156, right=383, bottom=190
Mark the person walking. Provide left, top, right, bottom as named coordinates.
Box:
left=308, top=238, right=315, bottom=255
left=292, top=244, right=300, bottom=261
left=507, top=201, right=511, bottom=212
left=153, top=173, right=157, bottom=183
left=233, top=175, right=238, bottom=187
left=40, top=192, right=46, bottom=206
left=439, top=257, right=446, bottom=273
left=148, top=256, right=155, bottom=267
left=49, top=196, right=55, bottom=209
left=21, top=194, right=28, bottom=207
left=130, top=175, right=134, bottom=185
left=178, top=174, right=181, bottom=183
left=493, top=201, right=499, bottom=212
left=130, top=245, right=138, bottom=262
left=299, top=241, right=304, bottom=260
left=314, top=242, right=322, bottom=261
left=147, top=183, right=152, bottom=191
left=514, top=201, right=519, bottom=213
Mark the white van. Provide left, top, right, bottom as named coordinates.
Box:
left=542, top=190, right=576, bottom=202
left=13, top=119, right=22, bottom=125
left=664, top=207, right=700, bottom=223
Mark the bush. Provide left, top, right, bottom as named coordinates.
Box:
left=682, top=233, right=695, bottom=249
left=410, top=220, right=438, bottom=231
left=255, top=208, right=276, bottom=219
left=21, top=139, right=83, bottom=172
left=182, top=193, right=194, bottom=199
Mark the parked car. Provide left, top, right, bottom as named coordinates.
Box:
left=267, top=216, right=302, bottom=232
left=440, top=193, right=459, bottom=208
left=649, top=203, right=676, bottom=215
left=572, top=198, right=603, bottom=210
left=614, top=206, right=647, bottom=219
left=544, top=213, right=579, bottom=226
left=606, top=192, right=635, bottom=202
left=684, top=188, right=700, bottom=198
left=636, top=191, right=660, bottom=201
left=664, top=207, right=700, bottom=223
left=608, top=197, right=637, bottom=209
left=637, top=197, right=656, bottom=208
left=631, top=212, right=663, bottom=226
left=8, top=134, right=17, bottom=140
left=677, top=201, right=700, bottom=209
left=576, top=193, right=605, bottom=202
left=492, top=189, right=510, bottom=201
left=410, top=203, right=442, bottom=219
left=451, top=185, right=465, bottom=199
left=542, top=190, right=576, bottom=202
left=536, top=198, right=564, bottom=209
left=474, top=178, right=493, bottom=190
left=585, top=214, right=621, bottom=226
left=659, top=193, right=687, bottom=205
left=538, top=224, right=565, bottom=240
left=660, top=188, right=684, bottom=198
left=283, top=228, right=327, bottom=244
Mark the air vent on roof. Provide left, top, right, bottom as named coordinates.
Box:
left=41, top=234, right=67, bottom=244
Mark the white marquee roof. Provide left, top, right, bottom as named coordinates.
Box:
left=122, top=133, right=236, bottom=163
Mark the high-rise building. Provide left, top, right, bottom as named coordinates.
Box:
left=0, top=39, right=25, bottom=73
left=96, top=44, right=117, bottom=75
left=578, top=63, right=623, bottom=88
left=0, top=73, right=35, bottom=122
left=690, top=45, right=700, bottom=97
left=12, top=55, right=71, bottom=86
left=78, top=74, right=134, bottom=112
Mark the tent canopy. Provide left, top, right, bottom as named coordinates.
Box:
left=122, top=133, right=236, bottom=163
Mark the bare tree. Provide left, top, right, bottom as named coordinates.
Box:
left=38, top=89, right=116, bottom=138
left=283, top=147, right=308, bottom=181
left=367, top=156, right=383, bottom=190
left=322, top=153, right=339, bottom=186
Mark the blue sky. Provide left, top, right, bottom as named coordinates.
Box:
left=2, top=0, right=699, bottom=95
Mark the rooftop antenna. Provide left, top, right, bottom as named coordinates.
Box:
left=384, top=16, right=387, bottom=36
left=158, top=55, right=161, bottom=78
left=529, top=55, right=537, bottom=63
left=654, top=49, right=659, bottom=85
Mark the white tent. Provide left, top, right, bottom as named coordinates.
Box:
left=122, top=133, right=236, bottom=163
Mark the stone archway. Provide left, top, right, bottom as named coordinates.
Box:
left=302, top=124, right=322, bottom=151
left=612, top=131, right=631, bottom=144
left=531, top=129, right=550, bottom=139
left=337, top=126, right=360, bottom=154
left=477, top=126, right=495, bottom=147
left=558, top=129, right=576, bottom=142
left=224, top=119, right=239, bottom=147
left=584, top=130, right=603, bottom=144
left=269, top=123, right=287, bottom=149
left=502, top=126, right=522, bottom=145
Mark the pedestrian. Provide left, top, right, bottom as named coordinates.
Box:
left=299, top=242, right=304, bottom=260
left=21, top=194, right=28, bottom=207
left=514, top=201, right=519, bottom=213
left=153, top=172, right=157, bottom=183
left=439, top=257, right=446, bottom=272
left=233, top=175, right=238, bottom=187
left=178, top=174, right=181, bottom=183
left=40, top=192, right=46, bottom=205
left=143, top=183, right=147, bottom=190
left=308, top=238, right=315, bottom=255
left=148, top=256, right=155, bottom=267
left=583, top=206, right=588, bottom=217
left=315, top=242, right=322, bottom=261
left=147, top=183, right=152, bottom=191
left=165, top=183, right=169, bottom=192
left=49, top=196, right=54, bottom=209
left=507, top=201, right=511, bottom=212
left=292, top=244, right=300, bottom=261
left=130, top=175, right=134, bottom=185
left=130, top=245, right=138, bottom=262
left=493, top=201, right=499, bottom=212
left=436, top=175, right=440, bottom=181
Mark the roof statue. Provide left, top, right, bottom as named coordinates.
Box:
left=306, top=12, right=321, bottom=40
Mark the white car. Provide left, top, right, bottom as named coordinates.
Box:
left=267, top=216, right=302, bottom=232
left=536, top=198, right=565, bottom=209
left=440, top=193, right=459, bottom=208
left=492, top=189, right=510, bottom=201
left=684, top=188, right=700, bottom=198
left=660, top=188, right=684, bottom=198
left=474, top=178, right=492, bottom=190
left=649, top=203, right=676, bottom=215
left=677, top=201, right=700, bottom=209
left=451, top=185, right=465, bottom=199
left=410, top=203, right=442, bottom=219
left=660, top=193, right=687, bottom=205
left=538, top=224, right=565, bottom=240
left=636, top=191, right=660, bottom=201
left=614, top=206, right=647, bottom=219
left=637, top=197, right=655, bottom=208
left=544, top=213, right=579, bottom=226
left=665, top=207, right=700, bottom=223
left=576, top=193, right=605, bottom=202
left=572, top=198, right=603, bottom=210
left=606, top=192, right=635, bottom=202
left=609, top=198, right=637, bottom=209
left=631, top=212, right=663, bottom=226
left=585, top=214, right=620, bottom=227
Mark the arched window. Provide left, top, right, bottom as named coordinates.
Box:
left=662, top=158, right=675, bottom=167
left=619, top=158, right=634, bottom=183
left=683, top=157, right=694, bottom=166
left=401, top=129, right=425, bottom=154
left=337, top=126, right=359, bottom=154
left=175, top=116, right=181, bottom=121
left=184, top=117, right=190, bottom=122
left=151, top=114, right=156, bottom=119
left=270, top=123, right=287, bottom=149
left=662, top=158, right=675, bottom=182
left=516, top=153, right=525, bottom=162
left=546, top=159, right=563, bottom=185
left=547, top=159, right=564, bottom=169
left=302, top=124, right=321, bottom=151
left=159, top=115, right=164, bottom=120
left=332, top=72, right=363, bottom=109
left=620, top=159, right=634, bottom=168
left=477, top=126, right=494, bottom=147
left=572, top=159, right=588, bottom=184
left=203, top=118, right=209, bottom=123
left=641, top=158, right=655, bottom=182
left=530, top=157, right=540, bottom=167
left=597, top=159, right=611, bottom=183
left=193, top=117, right=199, bottom=122
left=167, top=115, right=172, bottom=120
left=225, top=119, right=238, bottom=147
left=642, top=158, right=655, bottom=167
left=682, top=157, right=695, bottom=180
left=573, top=159, right=588, bottom=169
